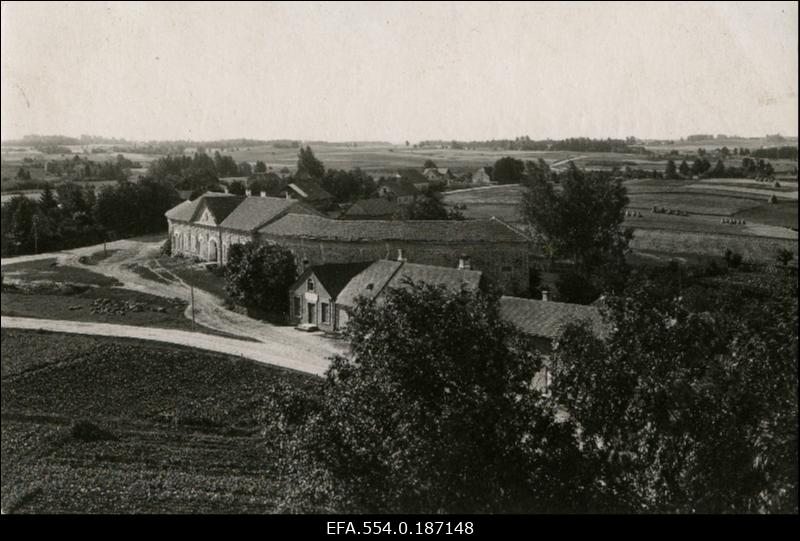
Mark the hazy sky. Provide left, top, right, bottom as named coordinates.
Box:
left=1, top=1, right=797, bottom=142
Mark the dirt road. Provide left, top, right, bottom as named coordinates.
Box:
left=1, top=235, right=348, bottom=371
left=1, top=316, right=330, bottom=376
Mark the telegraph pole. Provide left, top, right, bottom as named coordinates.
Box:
left=190, top=283, right=196, bottom=331
left=32, top=215, right=39, bottom=254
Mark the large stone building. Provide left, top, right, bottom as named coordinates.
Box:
left=165, top=192, right=532, bottom=295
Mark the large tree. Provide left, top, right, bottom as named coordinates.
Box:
left=224, top=241, right=297, bottom=316
left=549, top=271, right=798, bottom=513
left=492, top=156, right=525, bottom=184
left=273, top=282, right=603, bottom=513
left=297, top=146, right=326, bottom=179
left=521, top=164, right=632, bottom=300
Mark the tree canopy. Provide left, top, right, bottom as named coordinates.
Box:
left=297, top=146, right=326, bottom=179
left=224, top=241, right=297, bottom=316
left=274, top=282, right=603, bottom=513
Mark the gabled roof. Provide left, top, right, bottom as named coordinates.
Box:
left=292, top=262, right=374, bottom=300
left=195, top=194, right=246, bottom=223
left=258, top=215, right=530, bottom=243
left=165, top=192, right=239, bottom=223
left=287, top=179, right=333, bottom=201
left=219, top=196, right=307, bottom=231
left=340, top=198, right=400, bottom=219
left=336, top=260, right=483, bottom=308
left=499, top=296, right=609, bottom=340
left=378, top=179, right=419, bottom=197
left=396, top=168, right=429, bottom=184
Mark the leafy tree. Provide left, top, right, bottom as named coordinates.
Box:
left=254, top=160, right=267, bottom=173
left=224, top=242, right=297, bottom=316
left=423, top=159, right=438, bottom=169
left=228, top=179, right=247, bottom=196
left=238, top=161, right=253, bottom=177
left=16, top=167, right=31, bottom=181
left=664, top=159, right=678, bottom=180
left=492, top=157, right=525, bottom=184
left=38, top=183, right=58, bottom=215
left=400, top=192, right=461, bottom=220
left=276, top=282, right=602, bottom=513
left=678, top=160, right=690, bottom=177
left=550, top=273, right=798, bottom=513
left=521, top=164, right=632, bottom=299
left=297, top=146, right=325, bottom=179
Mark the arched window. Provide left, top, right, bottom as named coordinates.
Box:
left=307, top=278, right=315, bottom=291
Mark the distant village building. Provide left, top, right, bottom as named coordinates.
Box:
left=394, top=168, right=432, bottom=191
left=281, top=178, right=335, bottom=210
left=376, top=179, right=419, bottom=204
left=165, top=192, right=532, bottom=294
left=289, top=258, right=483, bottom=331
left=340, top=197, right=400, bottom=220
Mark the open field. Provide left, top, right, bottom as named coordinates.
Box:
left=1, top=258, right=122, bottom=287
left=1, top=329, right=319, bottom=513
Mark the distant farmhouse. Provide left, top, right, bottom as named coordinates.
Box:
left=376, top=179, right=419, bottom=204
left=165, top=192, right=531, bottom=295
left=281, top=178, right=335, bottom=210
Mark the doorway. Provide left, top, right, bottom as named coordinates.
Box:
left=307, top=303, right=316, bottom=324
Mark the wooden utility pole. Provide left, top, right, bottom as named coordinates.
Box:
left=190, top=284, right=196, bottom=331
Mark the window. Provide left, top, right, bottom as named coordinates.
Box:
left=293, top=296, right=302, bottom=319
left=307, top=278, right=315, bottom=291
left=321, top=302, right=330, bottom=324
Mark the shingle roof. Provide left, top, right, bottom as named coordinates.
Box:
left=379, top=179, right=418, bottom=197
left=341, top=198, right=400, bottom=219
left=165, top=192, right=239, bottom=223
left=294, top=262, right=374, bottom=299
left=336, top=260, right=402, bottom=307
left=200, top=195, right=246, bottom=223
left=165, top=198, right=201, bottom=221
left=219, top=196, right=300, bottom=231
left=258, top=214, right=530, bottom=243
left=397, top=168, right=430, bottom=185
left=288, top=179, right=333, bottom=201
left=336, top=260, right=483, bottom=308
left=499, top=296, right=608, bottom=340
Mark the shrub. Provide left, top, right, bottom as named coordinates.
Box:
left=160, top=237, right=172, bottom=257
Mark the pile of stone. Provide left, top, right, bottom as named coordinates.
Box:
left=651, top=206, right=689, bottom=216
left=720, top=218, right=746, bottom=225
left=624, top=210, right=643, bottom=218
left=89, top=297, right=169, bottom=316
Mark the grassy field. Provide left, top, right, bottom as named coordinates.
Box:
left=1, top=329, right=319, bottom=513
left=733, top=201, right=798, bottom=229
left=1, top=258, right=122, bottom=287
left=154, top=256, right=229, bottom=300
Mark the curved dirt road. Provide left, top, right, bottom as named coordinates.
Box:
left=2, top=236, right=348, bottom=371
left=1, top=316, right=330, bottom=376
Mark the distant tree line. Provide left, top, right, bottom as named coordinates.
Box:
left=418, top=136, right=642, bottom=153
left=1, top=179, right=181, bottom=257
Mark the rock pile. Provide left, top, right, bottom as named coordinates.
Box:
left=89, top=297, right=171, bottom=316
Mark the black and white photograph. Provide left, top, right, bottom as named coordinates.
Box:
left=0, top=0, right=797, bottom=519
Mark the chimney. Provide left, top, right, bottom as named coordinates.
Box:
left=222, top=185, right=229, bottom=194
left=260, top=191, right=267, bottom=198
left=397, top=248, right=406, bottom=262
left=245, top=189, right=252, bottom=197
left=541, top=289, right=549, bottom=302
left=457, top=254, right=471, bottom=270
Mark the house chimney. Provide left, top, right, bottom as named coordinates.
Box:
left=223, top=185, right=229, bottom=194
left=457, top=254, right=471, bottom=270
left=245, top=189, right=252, bottom=197
left=541, top=289, right=549, bottom=302
left=397, top=248, right=406, bottom=262
left=260, top=191, right=267, bottom=198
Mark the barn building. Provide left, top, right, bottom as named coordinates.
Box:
left=165, top=192, right=532, bottom=295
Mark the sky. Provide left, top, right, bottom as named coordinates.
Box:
left=1, top=1, right=797, bottom=142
